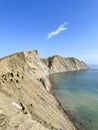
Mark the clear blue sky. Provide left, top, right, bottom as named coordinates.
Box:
left=0, top=0, right=98, bottom=64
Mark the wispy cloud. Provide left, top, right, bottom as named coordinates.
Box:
left=47, top=22, right=68, bottom=39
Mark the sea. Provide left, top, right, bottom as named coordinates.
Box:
left=50, top=65, right=98, bottom=130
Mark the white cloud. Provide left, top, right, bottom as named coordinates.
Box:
left=47, top=22, right=68, bottom=39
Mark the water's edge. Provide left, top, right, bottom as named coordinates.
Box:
left=49, top=66, right=98, bottom=130
left=49, top=74, right=84, bottom=130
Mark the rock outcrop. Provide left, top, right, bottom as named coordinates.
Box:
left=0, top=50, right=88, bottom=130
left=42, top=55, right=88, bottom=73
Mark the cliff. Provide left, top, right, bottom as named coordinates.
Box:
left=0, top=50, right=88, bottom=130
left=42, top=55, right=88, bottom=73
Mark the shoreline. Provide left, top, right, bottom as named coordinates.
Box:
left=0, top=50, right=89, bottom=130
left=48, top=74, right=85, bottom=130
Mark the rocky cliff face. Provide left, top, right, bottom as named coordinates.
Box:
left=42, top=55, right=88, bottom=73
left=0, top=50, right=88, bottom=130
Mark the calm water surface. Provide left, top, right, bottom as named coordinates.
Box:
left=51, top=65, right=98, bottom=130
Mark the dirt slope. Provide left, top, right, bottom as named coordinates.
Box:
left=0, top=50, right=88, bottom=130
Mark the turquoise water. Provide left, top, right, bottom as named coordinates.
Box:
left=51, top=65, right=98, bottom=130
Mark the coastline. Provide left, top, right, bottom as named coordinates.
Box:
left=48, top=73, right=85, bottom=130
left=0, top=50, right=89, bottom=130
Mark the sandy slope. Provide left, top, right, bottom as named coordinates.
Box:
left=0, top=50, right=88, bottom=130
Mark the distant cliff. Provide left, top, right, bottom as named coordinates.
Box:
left=0, top=50, right=88, bottom=130
left=42, top=55, right=88, bottom=73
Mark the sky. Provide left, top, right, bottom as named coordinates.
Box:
left=0, top=0, right=98, bottom=64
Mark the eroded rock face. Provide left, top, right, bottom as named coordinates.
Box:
left=0, top=50, right=88, bottom=130
left=42, top=55, right=88, bottom=73
left=0, top=109, right=9, bottom=130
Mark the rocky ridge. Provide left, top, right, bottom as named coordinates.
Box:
left=42, top=55, right=88, bottom=73
left=0, top=50, right=88, bottom=130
